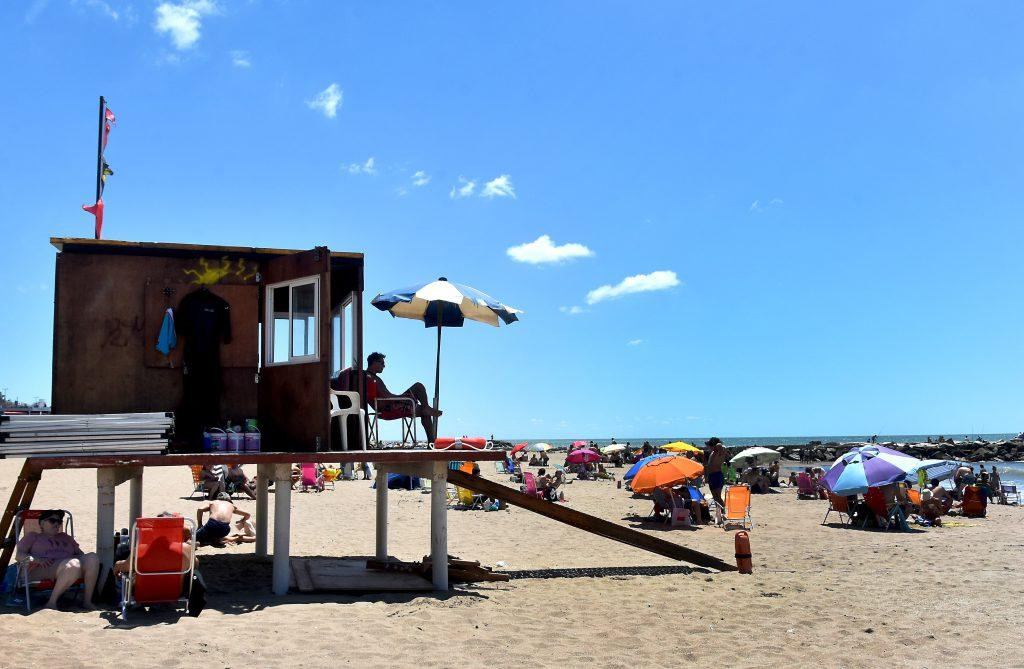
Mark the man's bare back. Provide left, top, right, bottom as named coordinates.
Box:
left=207, top=499, right=236, bottom=523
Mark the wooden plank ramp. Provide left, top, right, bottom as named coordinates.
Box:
left=447, top=469, right=737, bottom=572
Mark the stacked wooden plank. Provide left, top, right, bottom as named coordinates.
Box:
left=0, top=412, right=172, bottom=458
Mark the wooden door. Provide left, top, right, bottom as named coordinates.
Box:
left=258, top=247, right=331, bottom=451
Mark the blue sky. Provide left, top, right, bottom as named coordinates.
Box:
left=1, top=2, right=1022, bottom=439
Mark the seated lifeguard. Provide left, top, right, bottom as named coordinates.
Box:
left=360, top=352, right=442, bottom=444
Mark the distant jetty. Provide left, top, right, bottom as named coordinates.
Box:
left=768, top=439, right=1024, bottom=463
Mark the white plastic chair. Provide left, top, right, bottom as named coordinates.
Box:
left=330, top=389, right=367, bottom=451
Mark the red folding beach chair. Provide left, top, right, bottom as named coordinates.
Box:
left=821, top=492, right=851, bottom=526
left=13, top=509, right=82, bottom=612
left=120, top=516, right=197, bottom=620
left=523, top=473, right=543, bottom=499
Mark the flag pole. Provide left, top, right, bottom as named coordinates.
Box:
left=93, top=95, right=105, bottom=239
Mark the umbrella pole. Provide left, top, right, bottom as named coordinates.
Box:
left=433, top=303, right=442, bottom=441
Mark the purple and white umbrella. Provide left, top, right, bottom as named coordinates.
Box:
left=821, top=445, right=921, bottom=496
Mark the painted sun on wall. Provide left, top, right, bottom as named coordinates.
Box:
left=183, top=257, right=258, bottom=285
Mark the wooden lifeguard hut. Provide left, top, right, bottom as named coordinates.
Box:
left=0, top=238, right=506, bottom=596
left=49, top=237, right=365, bottom=452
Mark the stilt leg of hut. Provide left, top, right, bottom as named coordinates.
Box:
left=375, top=466, right=388, bottom=560
left=430, top=461, right=448, bottom=591
left=128, top=468, right=143, bottom=526
left=0, top=462, right=40, bottom=573
left=255, top=463, right=269, bottom=558
left=96, top=468, right=117, bottom=582
left=272, top=463, right=291, bottom=595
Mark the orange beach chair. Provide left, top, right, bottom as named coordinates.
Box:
left=821, top=492, right=851, bottom=526
left=120, top=516, right=197, bottom=620
left=722, top=484, right=753, bottom=530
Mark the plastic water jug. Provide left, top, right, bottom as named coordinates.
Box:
left=227, top=429, right=244, bottom=453
left=208, top=428, right=227, bottom=452
left=244, top=428, right=261, bottom=452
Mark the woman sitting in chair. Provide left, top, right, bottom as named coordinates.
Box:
left=15, top=509, right=99, bottom=609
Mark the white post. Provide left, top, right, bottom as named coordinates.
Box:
left=375, top=466, right=388, bottom=560
left=430, top=461, right=448, bottom=591
left=255, top=463, right=269, bottom=558
left=128, top=469, right=143, bottom=526
left=96, top=468, right=116, bottom=582
left=272, top=463, right=291, bottom=595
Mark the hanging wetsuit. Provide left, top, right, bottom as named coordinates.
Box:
left=176, top=287, right=232, bottom=444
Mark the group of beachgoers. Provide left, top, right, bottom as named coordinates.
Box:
left=15, top=467, right=260, bottom=610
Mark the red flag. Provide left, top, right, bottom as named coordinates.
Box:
left=102, top=107, right=116, bottom=151
left=83, top=199, right=104, bottom=239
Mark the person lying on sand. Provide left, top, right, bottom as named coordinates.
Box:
left=226, top=463, right=257, bottom=499
left=196, top=494, right=251, bottom=546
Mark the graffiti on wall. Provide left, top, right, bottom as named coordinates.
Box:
left=103, top=316, right=144, bottom=348
left=183, top=256, right=258, bottom=285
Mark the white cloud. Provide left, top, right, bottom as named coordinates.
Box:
left=412, top=170, right=430, bottom=187
left=345, top=157, right=376, bottom=175
left=585, top=270, right=681, bottom=305
left=154, top=0, right=218, bottom=50
left=25, top=0, right=50, bottom=24
left=230, top=50, right=251, bottom=68
left=627, top=339, right=643, bottom=346
left=395, top=186, right=408, bottom=197
left=308, top=83, right=343, bottom=119
left=75, top=0, right=120, bottom=20
left=507, top=235, right=594, bottom=265
left=559, top=305, right=586, bottom=315
left=481, top=174, right=515, bottom=199
left=750, top=197, right=783, bottom=213
left=449, top=176, right=475, bottom=199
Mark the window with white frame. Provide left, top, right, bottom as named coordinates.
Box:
left=265, top=276, right=320, bottom=365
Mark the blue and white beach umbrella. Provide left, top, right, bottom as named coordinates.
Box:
left=821, top=445, right=922, bottom=496
left=903, top=459, right=961, bottom=484
left=371, top=278, right=521, bottom=430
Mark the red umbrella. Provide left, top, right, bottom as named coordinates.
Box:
left=571, top=440, right=588, bottom=448
left=510, top=442, right=528, bottom=456
left=566, top=448, right=601, bottom=464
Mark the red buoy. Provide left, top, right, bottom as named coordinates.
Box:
left=735, top=531, right=753, bottom=574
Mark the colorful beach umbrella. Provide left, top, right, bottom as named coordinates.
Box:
left=509, top=442, right=528, bottom=456
left=526, top=442, right=552, bottom=452
left=821, top=445, right=921, bottom=496
left=571, top=440, right=588, bottom=448
left=730, top=447, right=781, bottom=466
left=566, top=448, right=601, bottom=464
left=371, top=277, right=521, bottom=435
left=903, top=459, right=961, bottom=484
left=662, top=441, right=701, bottom=454
left=623, top=453, right=675, bottom=482
left=630, top=456, right=704, bottom=494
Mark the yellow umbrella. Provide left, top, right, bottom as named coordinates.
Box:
left=661, top=441, right=701, bottom=454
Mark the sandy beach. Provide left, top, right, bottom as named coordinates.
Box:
left=1, top=456, right=1022, bottom=668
